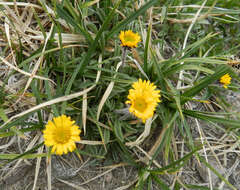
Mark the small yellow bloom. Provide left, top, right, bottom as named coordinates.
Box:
left=43, top=115, right=81, bottom=155
left=126, top=79, right=161, bottom=123
left=119, top=30, right=141, bottom=48
left=220, top=73, right=232, bottom=89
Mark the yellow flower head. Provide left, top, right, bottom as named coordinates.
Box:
left=126, top=79, right=161, bottom=123
left=119, top=30, right=141, bottom=48
left=220, top=73, right=232, bottom=89
left=43, top=115, right=81, bottom=155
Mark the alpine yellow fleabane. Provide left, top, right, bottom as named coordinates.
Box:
left=220, top=73, right=231, bottom=89
left=119, top=30, right=141, bottom=48
left=126, top=79, right=161, bottom=123
left=43, top=115, right=81, bottom=155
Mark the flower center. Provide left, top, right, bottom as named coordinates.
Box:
left=53, top=126, right=71, bottom=144
left=134, top=97, right=147, bottom=112
left=124, top=35, right=134, bottom=42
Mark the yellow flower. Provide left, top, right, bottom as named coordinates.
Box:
left=119, top=30, right=141, bottom=48
left=43, top=115, right=81, bottom=155
left=126, top=79, right=161, bottom=123
left=220, top=73, right=232, bottom=89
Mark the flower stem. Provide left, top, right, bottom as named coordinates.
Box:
left=121, top=47, right=128, bottom=66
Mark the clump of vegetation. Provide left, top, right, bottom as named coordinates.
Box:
left=0, top=0, right=240, bottom=189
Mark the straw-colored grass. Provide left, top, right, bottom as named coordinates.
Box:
left=1, top=0, right=240, bottom=189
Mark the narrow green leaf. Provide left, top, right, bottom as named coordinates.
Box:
left=30, top=80, right=44, bottom=126
left=115, top=139, right=140, bottom=167
left=63, top=0, right=79, bottom=21
left=103, top=128, right=110, bottom=144
left=150, top=110, right=178, bottom=165
left=147, top=175, right=153, bottom=190
left=75, top=148, right=105, bottom=159
left=164, top=122, right=174, bottom=163
left=185, top=184, right=219, bottom=190
left=32, top=7, right=46, bottom=39
left=160, top=6, right=167, bottom=23
left=183, top=109, right=240, bottom=128
left=0, top=126, right=40, bottom=138
left=80, top=0, right=100, bottom=8
left=88, top=109, right=106, bottom=153
left=149, top=147, right=200, bottom=174
left=44, top=73, right=59, bottom=116
left=20, top=46, right=71, bottom=66
left=107, top=0, right=158, bottom=39
left=150, top=48, right=166, bottom=92
left=62, top=0, right=122, bottom=113
left=181, top=65, right=230, bottom=104
left=114, top=120, right=124, bottom=142
left=0, top=114, right=32, bottom=132
left=199, top=156, right=237, bottom=190
left=151, top=174, right=171, bottom=190
left=10, top=126, right=25, bottom=138
left=144, top=24, right=151, bottom=72
left=165, top=79, right=183, bottom=120
left=1, top=143, right=44, bottom=166
left=162, top=33, right=218, bottom=72
left=136, top=169, right=148, bottom=189
left=170, top=57, right=227, bottom=67
left=0, top=108, right=8, bottom=122
left=165, top=64, right=214, bottom=76
left=56, top=4, right=93, bottom=44
left=181, top=118, right=195, bottom=149
left=0, top=153, right=46, bottom=160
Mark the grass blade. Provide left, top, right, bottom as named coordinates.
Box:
left=107, top=0, right=158, bottom=39
left=181, top=65, right=230, bottom=104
